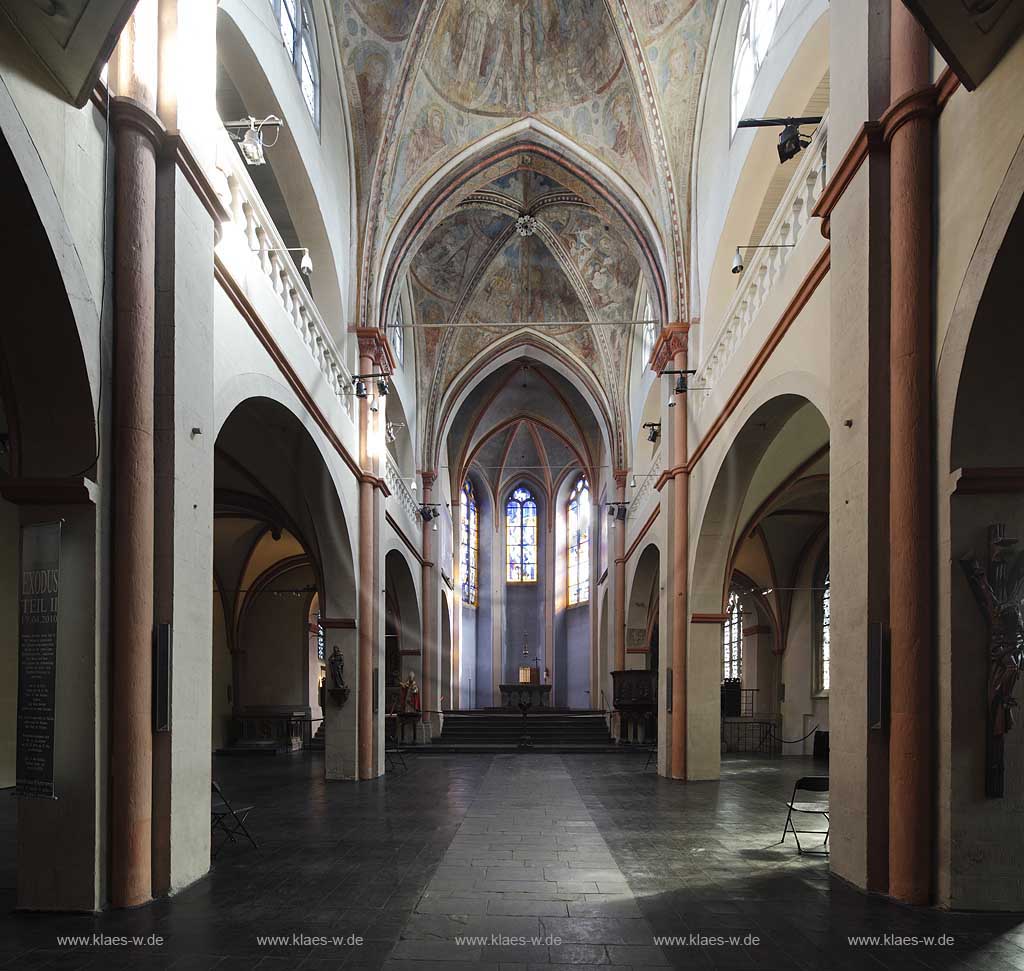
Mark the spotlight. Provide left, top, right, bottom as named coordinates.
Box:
left=731, top=247, right=744, bottom=275
left=369, top=397, right=379, bottom=413
left=240, top=124, right=265, bottom=165
left=354, top=379, right=367, bottom=399
left=299, top=249, right=313, bottom=275
left=377, top=377, right=389, bottom=397
left=420, top=506, right=434, bottom=523
left=432, top=507, right=441, bottom=520
left=777, top=123, right=808, bottom=163
left=616, top=505, right=627, bottom=522
left=225, top=115, right=283, bottom=166
left=644, top=422, right=661, bottom=444
left=675, top=374, right=688, bottom=395
left=630, top=475, right=637, bottom=489
left=607, top=506, right=616, bottom=519
left=667, top=394, right=676, bottom=408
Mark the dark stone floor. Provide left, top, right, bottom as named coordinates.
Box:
left=0, top=752, right=1022, bottom=970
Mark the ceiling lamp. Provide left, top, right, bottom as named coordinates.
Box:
left=225, top=115, right=283, bottom=166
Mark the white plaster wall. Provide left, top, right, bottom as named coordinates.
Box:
left=691, top=0, right=828, bottom=359
left=217, top=0, right=357, bottom=343
left=935, top=34, right=1024, bottom=363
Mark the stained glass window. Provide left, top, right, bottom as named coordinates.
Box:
left=506, top=487, right=538, bottom=583
left=461, top=481, right=478, bottom=606
left=271, top=0, right=319, bottom=126
left=819, top=571, right=830, bottom=691
left=388, top=301, right=404, bottom=366
left=722, top=589, right=743, bottom=680
left=641, top=297, right=657, bottom=368
left=731, top=0, right=787, bottom=129
left=567, top=476, right=590, bottom=605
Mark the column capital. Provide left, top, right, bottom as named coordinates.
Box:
left=109, top=95, right=166, bottom=151
left=650, top=322, right=690, bottom=372
left=352, top=327, right=397, bottom=373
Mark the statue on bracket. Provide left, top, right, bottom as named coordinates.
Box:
left=960, top=522, right=1024, bottom=797
left=327, top=646, right=350, bottom=708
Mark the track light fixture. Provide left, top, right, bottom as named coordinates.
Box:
left=224, top=115, right=283, bottom=166
left=730, top=244, right=795, bottom=275
left=606, top=501, right=629, bottom=528
left=419, top=504, right=441, bottom=523
left=352, top=373, right=389, bottom=398
left=643, top=422, right=661, bottom=444
left=735, top=115, right=822, bottom=164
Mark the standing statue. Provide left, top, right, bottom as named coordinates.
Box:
left=399, top=671, right=421, bottom=713
left=329, top=646, right=346, bottom=690
left=960, top=523, right=1024, bottom=797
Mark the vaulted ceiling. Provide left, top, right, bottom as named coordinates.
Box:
left=333, top=0, right=718, bottom=466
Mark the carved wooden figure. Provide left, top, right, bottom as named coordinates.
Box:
left=960, top=523, right=1024, bottom=797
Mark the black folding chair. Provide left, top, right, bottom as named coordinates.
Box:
left=780, top=776, right=829, bottom=854
left=211, top=781, right=258, bottom=857
left=644, top=745, right=657, bottom=770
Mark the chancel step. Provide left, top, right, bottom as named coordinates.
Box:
left=425, top=710, right=634, bottom=753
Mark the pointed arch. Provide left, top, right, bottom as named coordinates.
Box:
left=374, top=119, right=672, bottom=329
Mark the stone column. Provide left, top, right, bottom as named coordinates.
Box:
left=357, top=348, right=375, bottom=780
left=670, top=336, right=689, bottom=780
left=650, top=324, right=689, bottom=779
left=109, top=2, right=161, bottom=910
left=611, top=471, right=627, bottom=738
left=421, top=471, right=437, bottom=735
left=887, top=3, right=934, bottom=906
left=612, top=473, right=627, bottom=672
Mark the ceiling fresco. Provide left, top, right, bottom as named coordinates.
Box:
left=331, top=0, right=718, bottom=468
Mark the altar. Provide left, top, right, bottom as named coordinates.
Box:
left=499, top=683, right=552, bottom=710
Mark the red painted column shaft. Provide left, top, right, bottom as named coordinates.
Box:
left=888, top=3, right=933, bottom=906
left=357, top=352, right=374, bottom=779
left=613, top=476, right=627, bottom=672
left=421, top=475, right=435, bottom=726
left=110, top=102, right=158, bottom=908
left=670, top=344, right=689, bottom=781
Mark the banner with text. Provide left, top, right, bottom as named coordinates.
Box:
left=17, top=521, right=61, bottom=799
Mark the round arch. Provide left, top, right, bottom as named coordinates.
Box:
left=0, top=107, right=99, bottom=476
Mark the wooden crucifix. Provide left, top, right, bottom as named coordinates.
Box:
left=960, top=523, right=1024, bottom=798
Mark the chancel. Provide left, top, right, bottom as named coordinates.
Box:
left=2, top=0, right=1024, bottom=966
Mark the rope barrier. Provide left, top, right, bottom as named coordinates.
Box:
left=766, top=723, right=820, bottom=745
